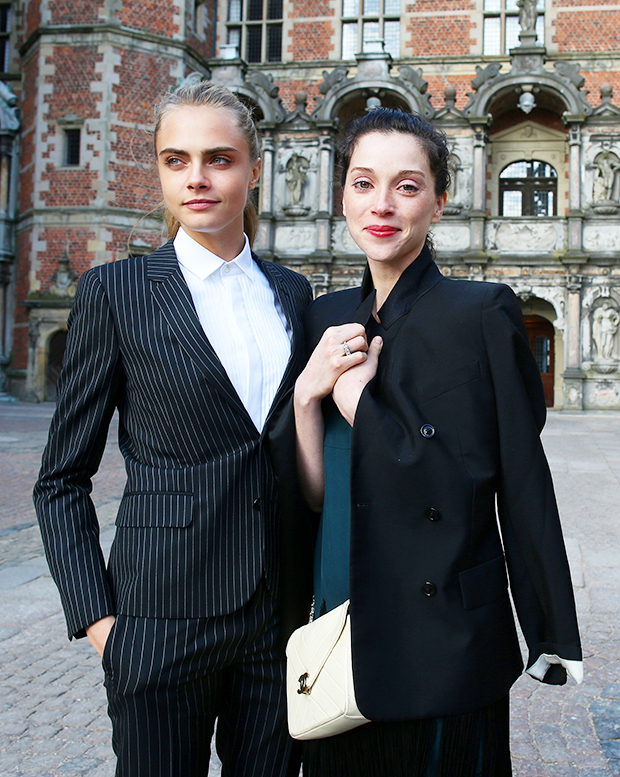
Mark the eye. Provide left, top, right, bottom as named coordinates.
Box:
left=164, top=156, right=185, bottom=168
left=352, top=179, right=372, bottom=191
left=211, top=155, right=232, bottom=166
left=398, top=181, right=420, bottom=194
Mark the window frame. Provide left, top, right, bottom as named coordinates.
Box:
left=0, top=2, right=11, bottom=73
left=62, top=128, right=82, bottom=168
left=483, top=0, right=545, bottom=56
left=341, top=0, right=401, bottom=60
left=226, top=0, right=283, bottom=63
left=499, top=159, right=558, bottom=217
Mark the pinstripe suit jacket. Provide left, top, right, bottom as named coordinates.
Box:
left=34, top=240, right=313, bottom=641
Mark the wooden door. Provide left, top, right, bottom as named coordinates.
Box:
left=523, top=315, right=555, bottom=407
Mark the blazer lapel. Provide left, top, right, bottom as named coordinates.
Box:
left=147, top=241, right=251, bottom=422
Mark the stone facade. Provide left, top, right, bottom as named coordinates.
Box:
left=2, top=0, right=620, bottom=408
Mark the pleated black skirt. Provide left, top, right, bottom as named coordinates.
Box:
left=302, top=695, right=512, bottom=777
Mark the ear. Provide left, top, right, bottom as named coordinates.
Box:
left=432, top=191, right=447, bottom=223
left=249, top=158, right=262, bottom=190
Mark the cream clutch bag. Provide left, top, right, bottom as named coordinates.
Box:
left=285, top=599, right=370, bottom=740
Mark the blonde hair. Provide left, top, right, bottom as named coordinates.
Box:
left=154, top=81, right=261, bottom=246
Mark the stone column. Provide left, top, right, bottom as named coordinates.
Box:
left=562, top=274, right=585, bottom=410
left=565, top=120, right=587, bottom=258
left=467, top=122, right=490, bottom=264
left=256, top=131, right=276, bottom=256
left=314, top=131, right=335, bottom=261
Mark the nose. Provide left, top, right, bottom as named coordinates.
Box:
left=371, top=186, right=394, bottom=216
left=187, top=162, right=210, bottom=190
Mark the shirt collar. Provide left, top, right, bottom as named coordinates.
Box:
left=174, top=227, right=255, bottom=281
left=355, top=244, right=438, bottom=329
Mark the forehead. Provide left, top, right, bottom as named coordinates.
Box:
left=156, top=104, right=246, bottom=150
left=348, top=131, right=430, bottom=172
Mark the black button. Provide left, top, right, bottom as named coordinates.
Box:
left=420, top=424, right=435, bottom=438
left=253, top=498, right=261, bottom=511
left=422, top=582, right=437, bottom=597
left=426, top=507, right=441, bottom=522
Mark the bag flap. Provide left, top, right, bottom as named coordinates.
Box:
left=286, top=600, right=350, bottom=686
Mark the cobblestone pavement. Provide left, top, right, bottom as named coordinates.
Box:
left=0, top=400, right=619, bottom=776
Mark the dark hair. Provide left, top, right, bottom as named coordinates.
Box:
left=153, top=81, right=261, bottom=246
left=339, top=108, right=451, bottom=197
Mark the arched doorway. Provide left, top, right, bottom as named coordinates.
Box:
left=45, top=330, right=67, bottom=401
left=523, top=315, right=554, bottom=407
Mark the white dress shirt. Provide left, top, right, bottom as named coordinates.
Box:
left=174, top=227, right=292, bottom=431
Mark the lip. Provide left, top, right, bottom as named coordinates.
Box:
left=365, top=225, right=400, bottom=237
left=183, top=199, right=219, bottom=210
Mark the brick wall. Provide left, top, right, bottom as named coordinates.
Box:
left=49, top=0, right=106, bottom=26
left=287, top=21, right=335, bottom=60
left=117, top=0, right=181, bottom=37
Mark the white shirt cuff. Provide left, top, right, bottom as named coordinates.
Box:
left=526, top=653, right=583, bottom=684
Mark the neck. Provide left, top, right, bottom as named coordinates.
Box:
left=181, top=221, right=246, bottom=262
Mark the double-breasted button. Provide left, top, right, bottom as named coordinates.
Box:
left=253, top=498, right=261, bottom=511
left=420, top=424, right=435, bottom=439
left=425, top=507, right=441, bottom=522
left=422, top=582, right=437, bottom=597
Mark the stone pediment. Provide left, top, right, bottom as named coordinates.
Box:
left=492, top=120, right=567, bottom=144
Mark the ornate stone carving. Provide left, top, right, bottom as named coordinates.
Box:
left=471, top=63, right=502, bottom=92
left=553, top=61, right=586, bottom=90
left=284, top=153, right=310, bottom=215
left=517, top=0, right=537, bottom=33
left=487, top=221, right=562, bottom=252
left=591, top=300, right=620, bottom=371
left=590, top=150, right=620, bottom=212
left=397, top=66, right=428, bottom=95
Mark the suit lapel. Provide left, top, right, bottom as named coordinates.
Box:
left=147, top=241, right=251, bottom=422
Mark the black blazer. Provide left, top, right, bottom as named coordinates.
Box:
left=34, top=240, right=314, bottom=643
left=303, top=248, right=582, bottom=721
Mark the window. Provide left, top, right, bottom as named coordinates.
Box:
left=342, top=0, right=400, bottom=60
left=226, top=0, right=282, bottom=63
left=483, top=0, right=545, bottom=56
left=194, top=0, right=205, bottom=34
left=0, top=3, right=11, bottom=72
left=64, top=129, right=81, bottom=167
left=499, top=160, right=557, bottom=217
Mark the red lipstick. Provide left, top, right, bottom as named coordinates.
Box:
left=365, top=225, right=400, bottom=237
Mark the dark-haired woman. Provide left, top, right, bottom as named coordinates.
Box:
left=293, top=108, right=582, bottom=777
left=35, top=81, right=313, bottom=777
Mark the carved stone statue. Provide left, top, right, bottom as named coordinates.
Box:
left=593, top=151, right=620, bottom=202
left=517, top=0, right=538, bottom=33
left=286, top=153, right=309, bottom=206
left=592, top=301, right=620, bottom=361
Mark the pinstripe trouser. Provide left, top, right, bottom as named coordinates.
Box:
left=102, top=580, right=299, bottom=777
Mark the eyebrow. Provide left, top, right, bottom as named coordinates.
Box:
left=158, top=145, right=239, bottom=157
left=350, top=166, right=426, bottom=178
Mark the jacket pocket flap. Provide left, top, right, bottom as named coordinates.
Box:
left=459, top=555, right=508, bottom=610
left=116, top=492, right=194, bottom=528
left=417, top=360, right=480, bottom=404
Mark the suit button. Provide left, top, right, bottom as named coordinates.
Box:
left=426, top=507, right=441, bottom=522
left=253, top=498, right=261, bottom=511
left=420, top=424, right=435, bottom=438
left=422, top=582, right=437, bottom=597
